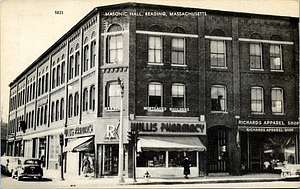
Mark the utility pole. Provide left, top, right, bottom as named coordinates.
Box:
left=59, top=133, right=65, bottom=181
left=117, top=77, right=125, bottom=184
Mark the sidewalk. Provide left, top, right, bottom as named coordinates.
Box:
left=43, top=169, right=284, bottom=186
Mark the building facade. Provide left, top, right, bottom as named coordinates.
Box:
left=7, top=3, right=299, bottom=178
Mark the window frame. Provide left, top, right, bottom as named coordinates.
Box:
left=83, top=88, right=88, bottom=112
left=249, top=43, right=263, bottom=70
left=106, top=82, right=121, bottom=111
left=107, top=35, right=123, bottom=64
left=251, top=86, right=264, bottom=114
left=271, top=87, right=284, bottom=114
left=171, top=37, right=186, bottom=66
left=171, top=83, right=186, bottom=108
left=148, top=36, right=163, bottom=65
left=148, top=82, right=163, bottom=108
left=211, top=85, right=227, bottom=112
left=270, top=44, right=283, bottom=71
left=210, top=40, right=226, bottom=68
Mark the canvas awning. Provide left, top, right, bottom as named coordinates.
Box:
left=64, top=136, right=94, bottom=152
left=137, top=136, right=206, bottom=152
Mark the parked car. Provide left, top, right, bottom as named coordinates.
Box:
left=12, top=158, right=43, bottom=181
left=281, top=164, right=300, bottom=180
left=1, top=156, right=21, bottom=176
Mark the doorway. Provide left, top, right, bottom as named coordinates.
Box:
left=103, top=145, right=118, bottom=175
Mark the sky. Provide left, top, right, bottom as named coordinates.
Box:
left=0, top=0, right=299, bottom=122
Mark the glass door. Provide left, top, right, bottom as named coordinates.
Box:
left=104, top=145, right=118, bottom=175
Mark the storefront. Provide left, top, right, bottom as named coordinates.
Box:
left=238, top=119, right=299, bottom=173
left=64, top=123, right=95, bottom=177
left=131, top=116, right=207, bottom=178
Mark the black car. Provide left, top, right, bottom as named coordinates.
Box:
left=12, top=158, right=43, bottom=181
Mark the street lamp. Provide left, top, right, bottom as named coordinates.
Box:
left=117, top=77, right=125, bottom=184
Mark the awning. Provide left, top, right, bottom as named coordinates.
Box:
left=137, top=136, right=206, bottom=152
left=64, top=136, right=94, bottom=152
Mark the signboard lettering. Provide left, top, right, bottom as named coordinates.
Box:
left=64, top=124, right=93, bottom=137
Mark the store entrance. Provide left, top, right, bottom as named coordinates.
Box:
left=103, top=145, right=118, bottom=176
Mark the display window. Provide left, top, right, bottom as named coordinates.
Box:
left=137, top=151, right=166, bottom=167
left=168, top=151, right=196, bottom=167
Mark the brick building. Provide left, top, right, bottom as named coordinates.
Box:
left=7, top=3, right=299, bottom=178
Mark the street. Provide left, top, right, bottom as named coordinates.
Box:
left=1, top=173, right=300, bottom=189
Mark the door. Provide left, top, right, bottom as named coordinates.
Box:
left=250, top=144, right=262, bottom=171
left=103, top=145, right=118, bottom=175
left=208, top=126, right=228, bottom=172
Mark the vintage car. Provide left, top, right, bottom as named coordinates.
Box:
left=1, top=156, right=22, bottom=176
left=12, top=158, right=43, bottom=181
left=281, top=164, right=300, bottom=180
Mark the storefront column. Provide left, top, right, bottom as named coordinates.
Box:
left=166, top=151, right=169, bottom=167
left=196, top=151, right=199, bottom=176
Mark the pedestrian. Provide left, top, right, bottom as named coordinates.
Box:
left=182, top=156, right=191, bottom=179
left=82, top=156, right=91, bottom=177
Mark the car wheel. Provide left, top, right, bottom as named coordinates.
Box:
left=37, top=176, right=42, bottom=180
left=17, top=176, right=22, bottom=181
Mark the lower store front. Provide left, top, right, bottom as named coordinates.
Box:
left=238, top=119, right=299, bottom=173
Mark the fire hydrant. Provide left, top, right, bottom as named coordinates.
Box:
left=144, top=171, right=150, bottom=182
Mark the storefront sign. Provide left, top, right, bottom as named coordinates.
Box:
left=130, top=122, right=206, bottom=135
left=237, top=119, right=299, bottom=126
left=105, top=125, right=118, bottom=139
left=238, top=126, right=298, bottom=132
left=64, top=124, right=94, bottom=137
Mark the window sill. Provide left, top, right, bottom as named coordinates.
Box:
left=144, top=107, right=166, bottom=112
left=171, top=64, right=187, bottom=67
left=147, top=63, right=164, bottom=66
left=211, top=66, right=228, bottom=69
left=270, top=70, right=284, bottom=72
left=251, top=112, right=265, bottom=115
left=211, top=111, right=228, bottom=114
left=272, top=113, right=285, bottom=115
left=250, top=69, right=264, bottom=71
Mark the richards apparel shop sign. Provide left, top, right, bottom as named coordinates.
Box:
left=237, top=119, right=299, bottom=132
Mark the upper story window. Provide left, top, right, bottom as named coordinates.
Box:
left=45, top=73, right=49, bottom=92
left=210, top=29, right=227, bottom=68
left=172, top=83, right=185, bottom=108
left=211, top=85, right=226, bottom=112
left=83, top=88, right=88, bottom=112
left=250, top=43, right=262, bottom=69
left=251, top=87, right=264, bottom=114
left=61, top=59, right=65, bottom=84
left=55, top=100, right=59, bottom=121
left=148, top=25, right=163, bottom=64
left=148, top=82, right=163, bottom=107
left=74, top=92, right=79, bottom=116
left=60, top=98, right=64, bottom=120
left=83, top=40, right=89, bottom=72
left=272, top=88, right=284, bottom=114
left=107, top=24, right=123, bottom=64
left=52, top=67, right=56, bottom=89
left=270, top=44, right=282, bottom=71
left=75, top=52, right=80, bottom=77
left=51, top=102, right=55, bottom=122
left=68, top=94, right=73, bottom=118
left=90, top=85, right=95, bottom=111
left=91, top=32, right=96, bottom=68
left=56, top=65, right=61, bottom=87
left=172, top=27, right=186, bottom=66
left=106, top=82, right=121, bottom=110
left=69, top=55, right=74, bottom=80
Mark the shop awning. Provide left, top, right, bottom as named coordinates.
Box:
left=137, top=136, right=206, bottom=152
left=64, top=136, right=94, bottom=152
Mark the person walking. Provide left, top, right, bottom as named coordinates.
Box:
left=82, top=156, right=91, bottom=177
left=182, top=156, right=191, bottom=179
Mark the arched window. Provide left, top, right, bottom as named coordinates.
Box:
left=61, top=61, right=65, bottom=84
left=68, top=95, right=73, bottom=118
left=91, top=41, right=96, bottom=68
left=41, top=75, right=45, bottom=94
left=210, top=29, right=226, bottom=68
left=148, top=82, right=163, bottom=107
left=107, top=24, right=123, bottom=64
left=45, top=73, right=49, bottom=92
left=55, top=100, right=59, bottom=121
left=75, top=52, right=80, bottom=77
left=52, top=68, right=56, bottom=89
left=57, top=65, right=60, bottom=86
left=90, top=85, right=95, bottom=111
left=74, top=92, right=79, bottom=116
left=40, top=106, right=43, bottom=125
left=69, top=56, right=74, bottom=80
left=83, top=88, right=88, bottom=111
left=51, top=102, right=55, bottom=122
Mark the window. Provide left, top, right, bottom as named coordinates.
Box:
left=68, top=95, right=73, bottom=118
left=172, top=83, right=185, bottom=108
left=270, top=45, right=282, bottom=70
left=83, top=89, right=88, bottom=111
left=137, top=151, right=166, bottom=167
left=107, top=83, right=121, bottom=110
left=74, top=93, right=79, bottom=116
left=51, top=102, right=55, bottom=122
left=90, top=85, right=95, bottom=111
left=60, top=98, right=64, bottom=120
left=52, top=68, right=56, bottom=89
left=40, top=107, right=43, bottom=125
left=168, top=151, right=196, bottom=167
left=45, top=73, right=48, bottom=92
left=44, top=105, right=47, bottom=125
left=83, top=46, right=89, bottom=71
left=211, top=85, right=226, bottom=112
left=38, top=78, right=41, bottom=96
left=75, top=52, right=80, bottom=77
left=272, top=88, right=284, bottom=114
left=211, top=41, right=226, bottom=68
left=55, top=100, right=59, bottom=121
left=251, top=87, right=264, bottom=113
left=37, top=108, right=40, bottom=126
left=250, top=43, right=262, bottom=69
left=57, top=65, right=60, bottom=86
left=32, top=82, right=35, bottom=99
left=108, top=35, right=123, bottom=64
left=148, top=36, right=162, bottom=64
left=69, top=56, right=74, bottom=80
left=171, top=38, right=185, bottom=65
left=61, top=62, right=65, bottom=84
left=42, top=75, right=45, bottom=94
left=148, top=82, right=163, bottom=107
left=91, top=41, right=96, bottom=68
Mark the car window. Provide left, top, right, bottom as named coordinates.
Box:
left=24, top=160, right=40, bottom=165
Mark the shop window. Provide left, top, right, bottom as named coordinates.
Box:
left=90, top=85, right=95, bottom=111
left=210, top=40, right=226, bottom=68
left=168, top=151, right=196, bottom=167
left=148, top=82, right=163, bottom=107
left=251, top=87, right=264, bottom=113
left=250, top=43, right=262, bottom=70
left=83, top=88, right=88, bottom=111
left=172, top=83, right=185, bottom=108
left=106, top=83, right=121, bottom=110
left=272, top=88, right=284, bottom=114
left=211, top=85, right=226, bottom=112
left=148, top=36, right=162, bottom=64
left=270, top=45, right=282, bottom=71
left=137, top=151, right=166, bottom=167
left=74, top=92, right=79, bottom=116
left=171, top=38, right=185, bottom=65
